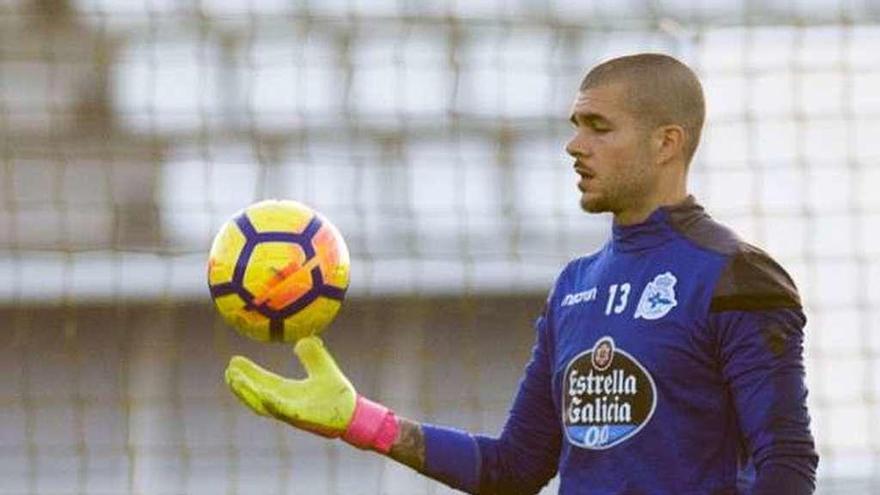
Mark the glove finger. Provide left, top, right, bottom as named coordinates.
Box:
left=227, top=355, right=286, bottom=390
left=225, top=367, right=270, bottom=417
left=293, top=336, right=345, bottom=381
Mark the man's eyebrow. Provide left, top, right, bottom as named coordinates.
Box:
left=569, top=112, right=610, bottom=126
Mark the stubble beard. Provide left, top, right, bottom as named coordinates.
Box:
left=578, top=143, right=656, bottom=216
left=580, top=169, right=651, bottom=217
left=580, top=191, right=610, bottom=214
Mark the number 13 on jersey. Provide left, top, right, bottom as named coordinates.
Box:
left=605, top=283, right=631, bottom=315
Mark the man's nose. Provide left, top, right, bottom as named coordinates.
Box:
left=566, top=135, right=587, bottom=159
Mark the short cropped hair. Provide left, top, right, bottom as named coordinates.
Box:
left=581, top=53, right=706, bottom=165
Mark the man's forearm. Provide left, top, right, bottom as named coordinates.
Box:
left=388, top=417, right=426, bottom=472
left=752, top=462, right=817, bottom=494
left=388, top=420, right=486, bottom=494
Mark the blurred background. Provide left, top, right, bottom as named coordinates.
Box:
left=1, top=0, right=879, bottom=493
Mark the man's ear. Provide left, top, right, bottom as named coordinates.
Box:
left=653, top=124, right=686, bottom=166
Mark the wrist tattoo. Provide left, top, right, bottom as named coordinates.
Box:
left=388, top=417, right=426, bottom=472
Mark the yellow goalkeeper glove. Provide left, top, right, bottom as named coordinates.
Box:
left=224, top=336, right=399, bottom=453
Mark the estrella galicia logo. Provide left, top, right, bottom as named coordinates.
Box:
left=563, top=336, right=657, bottom=450
left=634, top=271, right=678, bottom=320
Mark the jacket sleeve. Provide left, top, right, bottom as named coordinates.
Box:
left=709, top=245, right=819, bottom=494
left=421, top=305, right=562, bottom=494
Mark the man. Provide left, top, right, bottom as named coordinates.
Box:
left=225, top=53, right=818, bottom=494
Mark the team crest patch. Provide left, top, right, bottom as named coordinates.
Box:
left=563, top=336, right=657, bottom=450
left=634, top=271, right=678, bottom=320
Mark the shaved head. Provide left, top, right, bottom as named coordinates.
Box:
left=580, top=53, right=705, bottom=165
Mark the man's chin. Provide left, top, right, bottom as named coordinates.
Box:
left=580, top=194, right=610, bottom=213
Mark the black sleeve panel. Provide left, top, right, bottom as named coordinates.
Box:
left=710, top=244, right=801, bottom=313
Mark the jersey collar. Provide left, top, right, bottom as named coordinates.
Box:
left=610, top=195, right=702, bottom=253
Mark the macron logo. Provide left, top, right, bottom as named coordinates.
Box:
left=561, top=287, right=598, bottom=307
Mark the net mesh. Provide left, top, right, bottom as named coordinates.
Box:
left=1, top=0, right=879, bottom=493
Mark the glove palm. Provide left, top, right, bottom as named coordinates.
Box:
left=224, top=336, right=357, bottom=437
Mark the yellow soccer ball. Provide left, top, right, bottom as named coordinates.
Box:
left=207, top=200, right=350, bottom=342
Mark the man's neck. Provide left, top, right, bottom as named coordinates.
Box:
left=613, top=190, right=689, bottom=226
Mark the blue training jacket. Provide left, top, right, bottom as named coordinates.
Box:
left=420, top=196, right=818, bottom=494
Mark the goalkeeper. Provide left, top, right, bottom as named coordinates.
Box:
left=225, top=53, right=818, bottom=494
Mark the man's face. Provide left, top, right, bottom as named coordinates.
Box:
left=565, top=82, right=657, bottom=215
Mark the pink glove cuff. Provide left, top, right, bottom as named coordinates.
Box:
left=342, top=395, right=399, bottom=454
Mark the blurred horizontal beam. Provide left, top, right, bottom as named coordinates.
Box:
left=3, top=10, right=880, bottom=33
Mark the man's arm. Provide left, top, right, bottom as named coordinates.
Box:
left=225, top=308, right=561, bottom=495
left=710, top=247, right=819, bottom=493
left=391, top=310, right=562, bottom=494
left=713, top=307, right=818, bottom=493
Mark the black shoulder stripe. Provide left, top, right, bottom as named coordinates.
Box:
left=710, top=293, right=801, bottom=312
left=710, top=244, right=802, bottom=313
left=662, top=197, right=802, bottom=313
